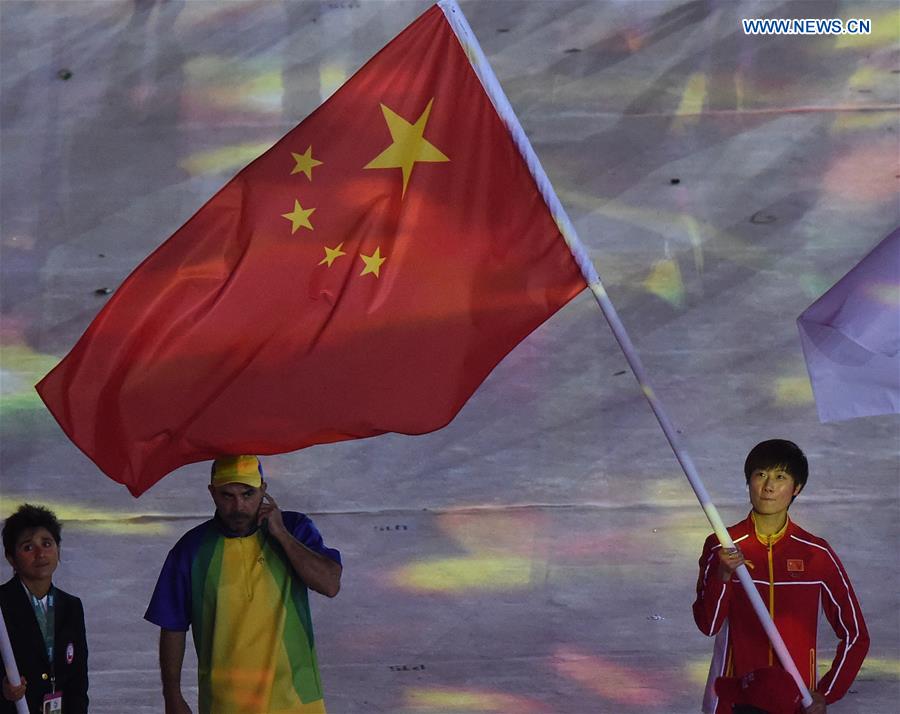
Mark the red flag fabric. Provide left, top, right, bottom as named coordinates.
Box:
left=36, top=5, right=586, bottom=496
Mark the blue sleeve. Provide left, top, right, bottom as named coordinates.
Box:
left=285, top=512, right=342, bottom=566
left=144, top=541, right=193, bottom=631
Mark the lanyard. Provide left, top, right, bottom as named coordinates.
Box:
left=28, top=588, right=55, bottom=668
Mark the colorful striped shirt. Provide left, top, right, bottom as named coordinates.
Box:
left=145, top=512, right=341, bottom=713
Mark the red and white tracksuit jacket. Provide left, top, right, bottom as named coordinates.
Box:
left=693, top=513, right=869, bottom=713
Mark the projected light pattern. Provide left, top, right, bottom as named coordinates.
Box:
left=685, top=656, right=715, bottom=686
left=388, top=506, right=701, bottom=594
left=1, top=341, right=58, bottom=385
left=673, top=72, right=707, bottom=123
left=833, top=109, right=898, bottom=132
left=0, top=342, right=61, bottom=425
left=552, top=646, right=669, bottom=707
left=673, top=655, right=900, bottom=703
left=0, top=497, right=170, bottom=536
left=773, top=375, right=815, bottom=407
left=833, top=8, right=900, bottom=48
left=388, top=511, right=545, bottom=593
left=391, top=555, right=534, bottom=593
left=183, top=57, right=283, bottom=116
left=179, top=141, right=275, bottom=177
left=855, top=657, right=900, bottom=678
left=822, top=140, right=900, bottom=203
left=0, top=1, right=896, bottom=712
left=403, top=686, right=545, bottom=712
left=867, top=282, right=900, bottom=307
left=643, top=258, right=685, bottom=307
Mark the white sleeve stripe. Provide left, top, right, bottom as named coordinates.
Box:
left=818, top=580, right=852, bottom=696
left=703, top=533, right=749, bottom=589
left=790, top=535, right=861, bottom=639
left=710, top=534, right=750, bottom=551
left=741, top=576, right=854, bottom=696
left=700, top=533, right=748, bottom=637
left=709, top=583, right=728, bottom=636
left=702, top=551, right=717, bottom=585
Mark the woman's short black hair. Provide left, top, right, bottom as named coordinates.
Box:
left=744, top=439, right=809, bottom=490
left=2, top=504, right=62, bottom=557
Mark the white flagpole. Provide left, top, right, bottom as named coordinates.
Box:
left=0, top=605, right=29, bottom=714
left=437, top=0, right=814, bottom=708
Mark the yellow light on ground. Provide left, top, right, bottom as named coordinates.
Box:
left=0, top=344, right=61, bottom=412
left=185, top=57, right=283, bottom=113
left=180, top=142, right=274, bottom=176
left=685, top=656, right=900, bottom=687
left=404, top=686, right=543, bottom=712
left=832, top=110, right=898, bottom=133
left=643, top=258, right=685, bottom=308
left=835, top=9, right=899, bottom=48
left=390, top=555, right=533, bottom=593
left=847, top=65, right=877, bottom=91
left=819, top=652, right=900, bottom=681
left=0, top=497, right=170, bottom=536
left=685, top=656, right=713, bottom=685
left=773, top=376, right=814, bottom=407
left=387, top=514, right=544, bottom=595
left=319, top=64, right=348, bottom=101
left=674, top=72, right=707, bottom=126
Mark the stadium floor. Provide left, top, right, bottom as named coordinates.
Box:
left=1, top=1, right=897, bottom=712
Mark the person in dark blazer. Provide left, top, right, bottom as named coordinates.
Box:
left=1, top=504, right=88, bottom=713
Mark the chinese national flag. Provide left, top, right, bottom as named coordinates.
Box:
left=36, top=4, right=586, bottom=496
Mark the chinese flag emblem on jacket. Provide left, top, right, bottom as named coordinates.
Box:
left=36, top=5, right=586, bottom=495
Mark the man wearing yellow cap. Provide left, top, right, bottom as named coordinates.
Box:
left=144, top=456, right=342, bottom=714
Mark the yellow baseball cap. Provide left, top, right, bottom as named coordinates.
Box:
left=210, top=455, right=263, bottom=488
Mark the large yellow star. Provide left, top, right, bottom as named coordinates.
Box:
left=364, top=98, right=449, bottom=197
left=281, top=199, right=315, bottom=234
left=359, top=247, right=386, bottom=277
left=318, top=242, right=346, bottom=267
left=290, top=146, right=323, bottom=180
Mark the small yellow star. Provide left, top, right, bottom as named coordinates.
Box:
left=290, top=146, right=323, bottom=180
left=281, top=199, right=315, bottom=234
left=319, top=243, right=346, bottom=267
left=364, top=98, right=449, bottom=197
left=359, top=247, right=386, bottom=277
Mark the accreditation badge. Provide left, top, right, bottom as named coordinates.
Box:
left=42, top=691, right=62, bottom=713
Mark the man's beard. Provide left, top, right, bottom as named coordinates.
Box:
left=221, top=510, right=257, bottom=534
